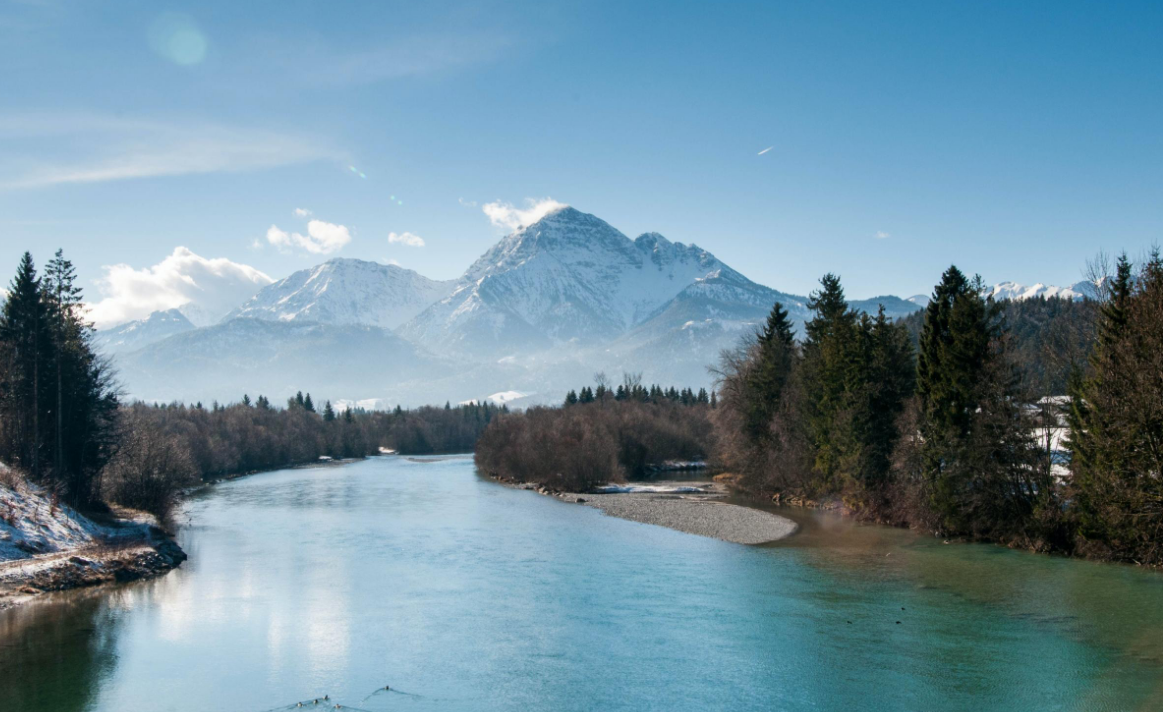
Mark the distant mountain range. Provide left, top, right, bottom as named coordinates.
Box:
left=95, top=205, right=1093, bottom=407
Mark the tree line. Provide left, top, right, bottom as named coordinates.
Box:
left=476, top=384, right=713, bottom=491
left=0, top=250, right=500, bottom=518
left=563, top=378, right=713, bottom=407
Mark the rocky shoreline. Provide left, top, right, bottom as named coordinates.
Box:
left=0, top=531, right=186, bottom=611
left=494, top=477, right=799, bottom=545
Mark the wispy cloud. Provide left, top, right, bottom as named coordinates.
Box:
left=757, top=146, right=774, bottom=155
left=482, top=197, right=567, bottom=231
left=293, top=207, right=313, bottom=217
left=875, top=230, right=890, bottom=239
left=0, top=113, right=340, bottom=190
left=87, top=247, right=273, bottom=327
left=388, top=231, right=425, bottom=247
left=299, top=33, right=510, bottom=86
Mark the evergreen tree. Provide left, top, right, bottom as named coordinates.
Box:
left=304, top=393, right=316, bottom=413
left=743, top=302, right=797, bottom=446
left=0, top=251, right=117, bottom=505
left=913, top=268, right=1042, bottom=536
left=847, top=307, right=915, bottom=488
left=0, top=253, right=50, bottom=478
left=1068, top=252, right=1163, bottom=561
left=242, top=394, right=251, bottom=407
left=323, top=400, right=336, bottom=422
left=799, top=274, right=858, bottom=489
left=564, top=390, right=579, bottom=406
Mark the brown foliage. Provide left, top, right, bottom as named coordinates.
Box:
left=474, top=400, right=713, bottom=491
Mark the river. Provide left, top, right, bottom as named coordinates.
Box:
left=2, top=455, right=1162, bottom=711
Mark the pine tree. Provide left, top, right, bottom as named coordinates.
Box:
left=323, top=400, right=336, bottom=421
left=304, top=393, right=316, bottom=413
left=242, top=394, right=252, bottom=407
left=564, top=390, right=579, bottom=406
left=0, top=253, right=49, bottom=478
left=743, top=301, right=797, bottom=446
left=800, top=274, right=858, bottom=489
left=1068, top=252, right=1163, bottom=560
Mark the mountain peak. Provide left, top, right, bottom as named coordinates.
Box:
left=230, top=258, right=455, bottom=329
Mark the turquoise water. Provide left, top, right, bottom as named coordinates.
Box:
left=2, top=455, right=1162, bottom=711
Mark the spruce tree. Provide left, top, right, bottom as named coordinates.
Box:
left=0, top=253, right=49, bottom=478
left=743, top=302, right=797, bottom=446
left=800, top=274, right=858, bottom=489
left=323, top=401, right=336, bottom=421
left=304, top=393, right=316, bottom=413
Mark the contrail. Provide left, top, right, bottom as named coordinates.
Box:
left=757, top=146, right=774, bottom=156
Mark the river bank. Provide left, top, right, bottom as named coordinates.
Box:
left=491, top=475, right=799, bottom=545
left=0, top=480, right=186, bottom=611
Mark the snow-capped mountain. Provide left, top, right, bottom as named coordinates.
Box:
left=228, top=258, right=456, bottom=329
left=399, top=207, right=768, bottom=356
left=906, top=294, right=931, bottom=308
left=108, top=205, right=940, bottom=406
left=986, top=280, right=1096, bottom=302
left=93, top=308, right=195, bottom=355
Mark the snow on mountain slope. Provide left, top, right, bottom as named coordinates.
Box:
left=848, top=295, right=924, bottom=319
left=228, top=258, right=456, bottom=329
left=93, top=308, right=195, bottom=355
left=400, top=206, right=759, bottom=356
left=986, top=280, right=1096, bottom=302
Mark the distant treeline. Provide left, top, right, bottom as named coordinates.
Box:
left=120, top=396, right=499, bottom=487
left=476, top=376, right=713, bottom=491
left=563, top=382, right=713, bottom=407
left=0, top=249, right=499, bottom=519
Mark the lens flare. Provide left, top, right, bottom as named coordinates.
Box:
left=348, top=165, right=367, bottom=179
left=147, top=13, right=208, bottom=66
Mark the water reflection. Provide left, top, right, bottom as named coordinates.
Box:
left=0, top=590, right=123, bottom=711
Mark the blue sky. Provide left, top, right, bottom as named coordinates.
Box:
left=1, top=0, right=1161, bottom=323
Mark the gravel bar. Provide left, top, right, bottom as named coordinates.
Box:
left=561, top=490, right=798, bottom=545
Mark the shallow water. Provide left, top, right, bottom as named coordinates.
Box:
left=1, top=456, right=1161, bottom=711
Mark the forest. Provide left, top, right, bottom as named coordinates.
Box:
left=476, top=254, right=1163, bottom=567
left=476, top=375, right=714, bottom=491
left=0, top=250, right=498, bottom=518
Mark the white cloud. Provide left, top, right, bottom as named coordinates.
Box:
left=385, top=258, right=401, bottom=266
left=875, top=230, right=890, bottom=239
left=86, top=247, right=273, bottom=328
left=482, top=197, right=568, bottom=231
left=0, top=113, right=339, bottom=190
left=266, top=219, right=352, bottom=255
left=458, top=197, right=478, bottom=208
left=388, top=231, right=425, bottom=247
left=293, top=207, right=313, bottom=217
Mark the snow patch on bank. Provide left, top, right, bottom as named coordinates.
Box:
left=595, top=484, right=709, bottom=494
left=0, top=479, right=141, bottom=563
